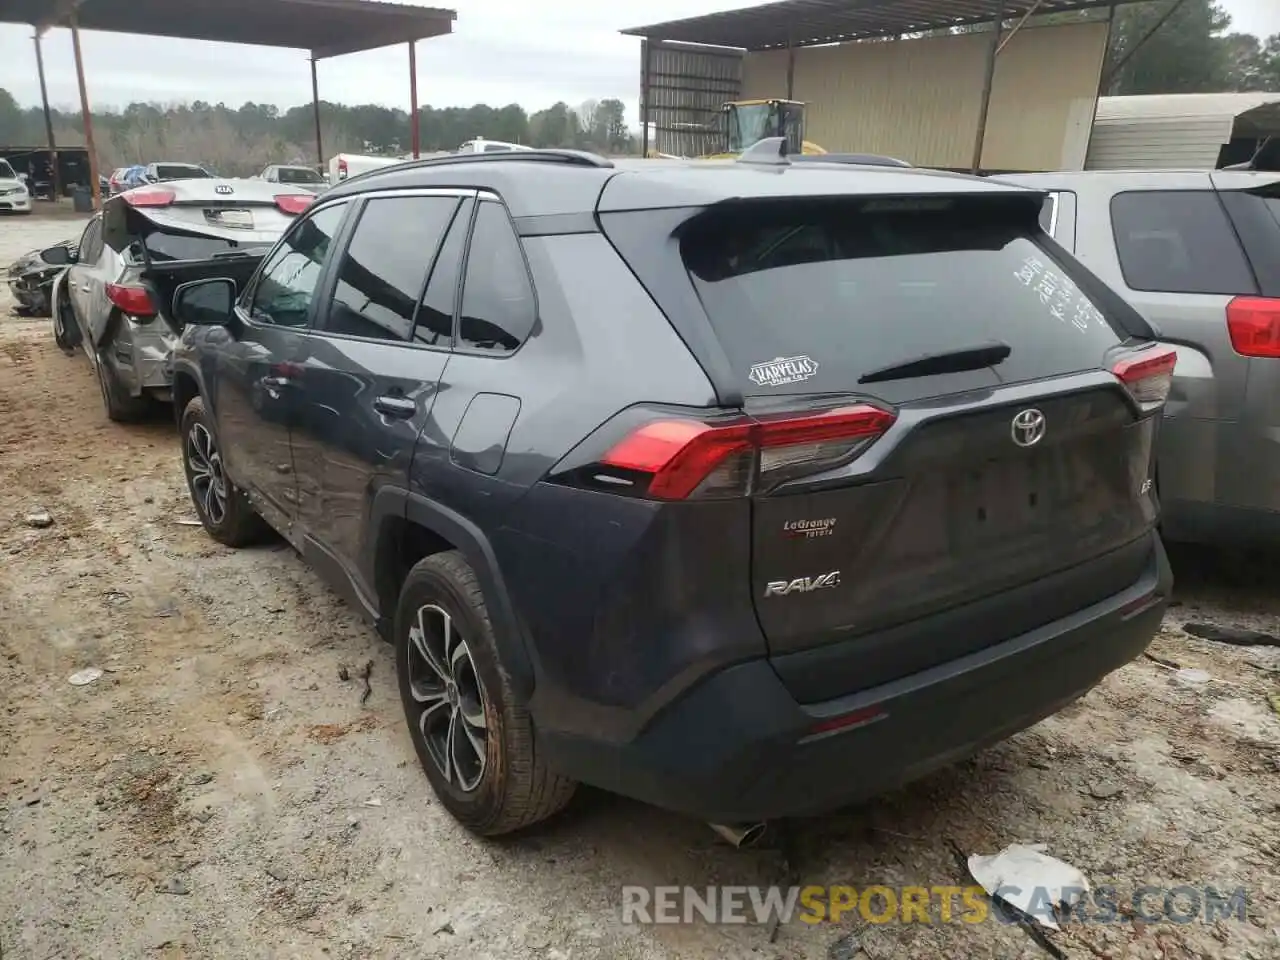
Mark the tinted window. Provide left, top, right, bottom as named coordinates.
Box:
left=1111, top=191, right=1256, bottom=296
left=78, top=219, right=104, bottom=263
left=414, top=199, right=472, bottom=347
left=140, top=232, right=243, bottom=263
left=457, top=201, right=537, bottom=354
left=0, top=160, right=16, bottom=179
left=682, top=197, right=1126, bottom=397
left=324, top=195, right=459, bottom=342
left=483, top=143, right=511, bottom=153
left=248, top=202, right=347, bottom=328
left=155, top=164, right=209, bottom=180
left=279, top=167, right=322, bottom=184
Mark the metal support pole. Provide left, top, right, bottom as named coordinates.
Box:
left=69, top=15, right=100, bottom=210
left=785, top=38, right=796, bottom=100
left=970, top=0, right=1004, bottom=175
left=33, top=32, right=59, bottom=199
left=409, top=40, right=419, bottom=158
left=641, top=39, right=652, bottom=158
left=311, top=57, right=324, bottom=171
left=995, top=0, right=1045, bottom=56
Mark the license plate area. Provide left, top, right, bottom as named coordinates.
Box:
left=948, top=454, right=1053, bottom=545
left=204, top=208, right=254, bottom=229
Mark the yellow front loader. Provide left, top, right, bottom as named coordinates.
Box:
left=648, top=99, right=827, bottom=159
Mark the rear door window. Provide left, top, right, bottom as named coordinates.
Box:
left=681, top=197, right=1128, bottom=398
left=322, top=195, right=460, bottom=342
left=456, top=200, right=537, bottom=354
left=1110, top=190, right=1257, bottom=296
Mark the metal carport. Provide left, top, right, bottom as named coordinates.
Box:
left=623, top=0, right=1166, bottom=170
left=1, top=0, right=456, bottom=208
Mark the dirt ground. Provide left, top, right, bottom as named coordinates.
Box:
left=2, top=210, right=1279, bottom=960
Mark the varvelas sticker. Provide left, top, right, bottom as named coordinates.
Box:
left=749, top=355, right=818, bottom=388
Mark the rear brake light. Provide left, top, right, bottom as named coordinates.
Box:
left=1112, top=347, right=1176, bottom=411
left=123, top=187, right=175, bottom=208
left=1226, top=296, right=1280, bottom=358
left=593, top=405, right=895, bottom=500
left=105, top=282, right=156, bottom=317
left=338, top=158, right=348, bottom=180
left=274, top=194, right=313, bottom=215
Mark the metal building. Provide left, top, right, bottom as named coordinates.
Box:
left=1087, top=93, right=1280, bottom=171
left=624, top=0, right=1150, bottom=173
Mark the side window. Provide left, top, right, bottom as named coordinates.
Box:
left=1111, top=190, right=1257, bottom=296
left=77, top=219, right=103, bottom=264
left=247, top=202, right=348, bottom=328
left=483, top=143, right=510, bottom=153
left=1038, top=193, right=1058, bottom=235
left=322, top=195, right=460, bottom=342
left=456, top=201, right=537, bottom=354
left=414, top=198, right=473, bottom=347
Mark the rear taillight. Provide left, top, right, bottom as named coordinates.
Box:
left=567, top=404, right=895, bottom=501
left=123, top=187, right=175, bottom=207
left=337, top=158, right=348, bottom=180
left=1226, top=296, right=1280, bottom=358
left=274, top=194, right=313, bottom=215
left=1112, top=347, right=1176, bottom=412
left=105, top=282, right=157, bottom=317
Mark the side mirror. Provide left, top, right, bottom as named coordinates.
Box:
left=40, top=245, right=74, bottom=266
left=173, top=277, right=236, bottom=327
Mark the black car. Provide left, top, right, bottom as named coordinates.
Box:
left=166, top=144, right=1174, bottom=837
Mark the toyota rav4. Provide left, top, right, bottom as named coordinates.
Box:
left=165, top=144, right=1174, bottom=836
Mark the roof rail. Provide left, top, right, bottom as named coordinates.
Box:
left=370, top=149, right=615, bottom=175
left=737, top=137, right=791, bottom=166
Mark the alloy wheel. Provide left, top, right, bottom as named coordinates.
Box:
left=406, top=603, right=488, bottom=792
left=186, top=422, right=228, bottom=525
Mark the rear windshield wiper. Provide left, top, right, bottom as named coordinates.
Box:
left=858, top=342, right=1011, bottom=384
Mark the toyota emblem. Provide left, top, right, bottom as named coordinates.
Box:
left=1011, top=408, right=1046, bottom=448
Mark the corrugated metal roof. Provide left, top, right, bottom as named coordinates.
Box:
left=1094, top=93, right=1280, bottom=123
left=622, top=0, right=1143, bottom=51
left=2, top=0, right=455, bottom=59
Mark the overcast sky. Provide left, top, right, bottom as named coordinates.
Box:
left=1, top=0, right=1277, bottom=128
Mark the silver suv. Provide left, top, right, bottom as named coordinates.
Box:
left=1003, top=170, right=1280, bottom=547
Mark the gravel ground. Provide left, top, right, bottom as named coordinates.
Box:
left=2, top=210, right=1279, bottom=960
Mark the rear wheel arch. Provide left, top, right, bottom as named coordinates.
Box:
left=369, top=486, right=535, bottom=702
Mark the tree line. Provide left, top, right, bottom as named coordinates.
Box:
left=0, top=92, right=633, bottom=177
left=0, top=0, right=1276, bottom=176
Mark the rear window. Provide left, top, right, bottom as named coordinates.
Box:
left=132, top=232, right=244, bottom=262
left=1110, top=190, right=1256, bottom=296
left=681, top=198, right=1128, bottom=396
left=278, top=167, right=322, bottom=184
left=155, top=165, right=209, bottom=180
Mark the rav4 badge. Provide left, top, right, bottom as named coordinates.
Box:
left=763, top=571, right=841, bottom=598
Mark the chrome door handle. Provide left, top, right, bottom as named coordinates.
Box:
left=79, top=284, right=91, bottom=292
left=373, top=394, right=416, bottom=419
left=261, top=376, right=291, bottom=388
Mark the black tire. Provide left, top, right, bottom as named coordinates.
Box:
left=52, top=293, right=81, bottom=352
left=179, top=395, right=265, bottom=547
left=95, top=348, right=149, bottom=422
left=395, top=551, right=575, bottom=836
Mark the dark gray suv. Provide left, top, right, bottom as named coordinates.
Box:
left=164, top=146, right=1174, bottom=836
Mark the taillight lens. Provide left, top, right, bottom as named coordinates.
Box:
left=274, top=194, right=313, bottom=215
left=123, top=187, right=175, bottom=207
left=1227, top=296, right=1280, bottom=358
left=337, top=158, right=348, bottom=180
left=576, top=404, right=895, bottom=500
left=105, top=282, right=157, bottom=317
left=1112, top=347, right=1176, bottom=411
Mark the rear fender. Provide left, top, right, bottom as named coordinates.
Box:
left=367, top=486, right=536, bottom=702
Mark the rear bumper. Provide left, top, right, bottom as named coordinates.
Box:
left=541, top=534, right=1170, bottom=823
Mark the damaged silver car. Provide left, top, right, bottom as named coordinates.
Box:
left=48, top=178, right=312, bottom=421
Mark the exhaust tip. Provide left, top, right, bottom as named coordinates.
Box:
left=709, top=821, right=767, bottom=848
